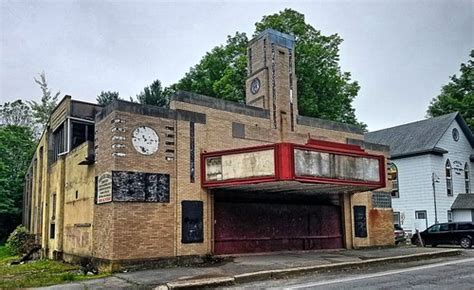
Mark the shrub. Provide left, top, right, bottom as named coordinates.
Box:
left=60, top=272, right=76, bottom=281
left=5, top=225, right=35, bottom=255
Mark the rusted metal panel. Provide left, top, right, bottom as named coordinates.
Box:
left=214, top=201, right=343, bottom=254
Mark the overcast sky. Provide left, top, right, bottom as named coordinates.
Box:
left=1, top=0, right=473, bottom=131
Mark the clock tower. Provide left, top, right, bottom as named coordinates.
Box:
left=245, top=29, right=298, bottom=134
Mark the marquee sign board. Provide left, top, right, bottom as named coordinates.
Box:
left=205, top=149, right=275, bottom=181
left=294, top=149, right=380, bottom=182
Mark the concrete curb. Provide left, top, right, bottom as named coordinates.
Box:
left=159, top=249, right=461, bottom=289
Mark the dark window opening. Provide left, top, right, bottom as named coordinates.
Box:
left=52, top=124, right=67, bottom=162
left=75, top=190, right=78, bottom=199
left=50, top=223, right=55, bottom=239
left=71, top=121, right=94, bottom=150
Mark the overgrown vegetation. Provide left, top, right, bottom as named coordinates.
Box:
left=0, top=246, right=108, bottom=288
left=5, top=225, right=35, bottom=255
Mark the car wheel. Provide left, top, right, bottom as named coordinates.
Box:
left=460, top=237, right=472, bottom=249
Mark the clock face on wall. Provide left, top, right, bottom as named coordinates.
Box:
left=132, top=126, right=159, bottom=155
left=250, top=78, right=261, bottom=95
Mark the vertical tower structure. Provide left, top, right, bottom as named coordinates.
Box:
left=245, top=29, right=297, bottom=137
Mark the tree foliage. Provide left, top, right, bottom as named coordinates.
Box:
left=0, top=125, right=36, bottom=242
left=29, top=72, right=60, bottom=127
left=173, top=32, right=248, bottom=103
left=0, top=100, right=34, bottom=127
left=96, top=91, right=120, bottom=106
left=427, top=50, right=474, bottom=130
left=136, top=79, right=169, bottom=107
left=172, top=9, right=365, bottom=128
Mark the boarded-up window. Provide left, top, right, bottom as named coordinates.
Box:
left=181, top=201, right=203, bottom=244
left=354, top=206, right=367, bottom=238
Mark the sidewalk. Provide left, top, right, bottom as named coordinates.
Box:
left=38, top=246, right=461, bottom=289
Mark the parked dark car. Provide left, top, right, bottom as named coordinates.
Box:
left=394, top=225, right=406, bottom=245
left=411, top=222, right=474, bottom=249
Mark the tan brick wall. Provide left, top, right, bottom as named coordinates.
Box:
left=63, top=143, right=95, bottom=257
left=93, top=110, right=177, bottom=260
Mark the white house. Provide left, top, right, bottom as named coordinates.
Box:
left=366, top=112, right=474, bottom=234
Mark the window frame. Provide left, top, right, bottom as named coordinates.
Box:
left=447, top=210, right=453, bottom=222
left=415, top=210, right=427, bottom=220
left=388, top=162, right=399, bottom=198
left=446, top=159, right=453, bottom=196
left=393, top=211, right=401, bottom=226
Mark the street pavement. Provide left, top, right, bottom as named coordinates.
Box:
left=36, top=246, right=468, bottom=289
left=226, top=249, right=474, bottom=289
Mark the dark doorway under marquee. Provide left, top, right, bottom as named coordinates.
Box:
left=213, top=191, right=344, bottom=255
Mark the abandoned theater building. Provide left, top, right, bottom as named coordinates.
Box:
left=23, top=29, right=395, bottom=268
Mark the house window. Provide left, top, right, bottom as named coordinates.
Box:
left=446, top=159, right=453, bottom=196
left=393, top=211, right=401, bottom=226
left=465, top=163, right=470, bottom=193
left=447, top=210, right=453, bottom=222
left=388, top=162, right=399, bottom=198
left=415, top=211, right=427, bottom=220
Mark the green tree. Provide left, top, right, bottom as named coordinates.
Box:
left=427, top=50, right=474, bottom=130
left=96, top=91, right=120, bottom=106
left=29, top=72, right=60, bottom=127
left=173, top=9, right=365, bottom=129
left=174, top=32, right=248, bottom=103
left=0, top=125, right=36, bottom=242
left=0, top=100, right=34, bottom=127
left=136, top=79, right=169, bottom=107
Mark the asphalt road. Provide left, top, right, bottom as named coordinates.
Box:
left=227, top=250, right=474, bottom=290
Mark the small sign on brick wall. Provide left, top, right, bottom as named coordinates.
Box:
left=97, top=172, right=112, bottom=204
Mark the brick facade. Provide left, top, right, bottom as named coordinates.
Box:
left=23, top=29, right=394, bottom=269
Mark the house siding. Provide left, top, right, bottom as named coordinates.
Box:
left=392, top=119, right=473, bottom=234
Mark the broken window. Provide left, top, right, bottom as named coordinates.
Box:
left=71, top=121, right=94, bottom=150
left=52, top=124, right=67, bottom=162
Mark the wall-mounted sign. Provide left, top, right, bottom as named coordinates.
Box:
left=205, top=149, right=275, bottom=181
left=97, top=172, right=112, bottom=204
left=294, top=149, right=380, bottom=182
left=452, top=160, right=463, bottom=175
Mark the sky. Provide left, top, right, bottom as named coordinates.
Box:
left=1, top=0, right=473, bottom=131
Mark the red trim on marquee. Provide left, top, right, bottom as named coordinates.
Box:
left=201, top=139, right=386, bottom=189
